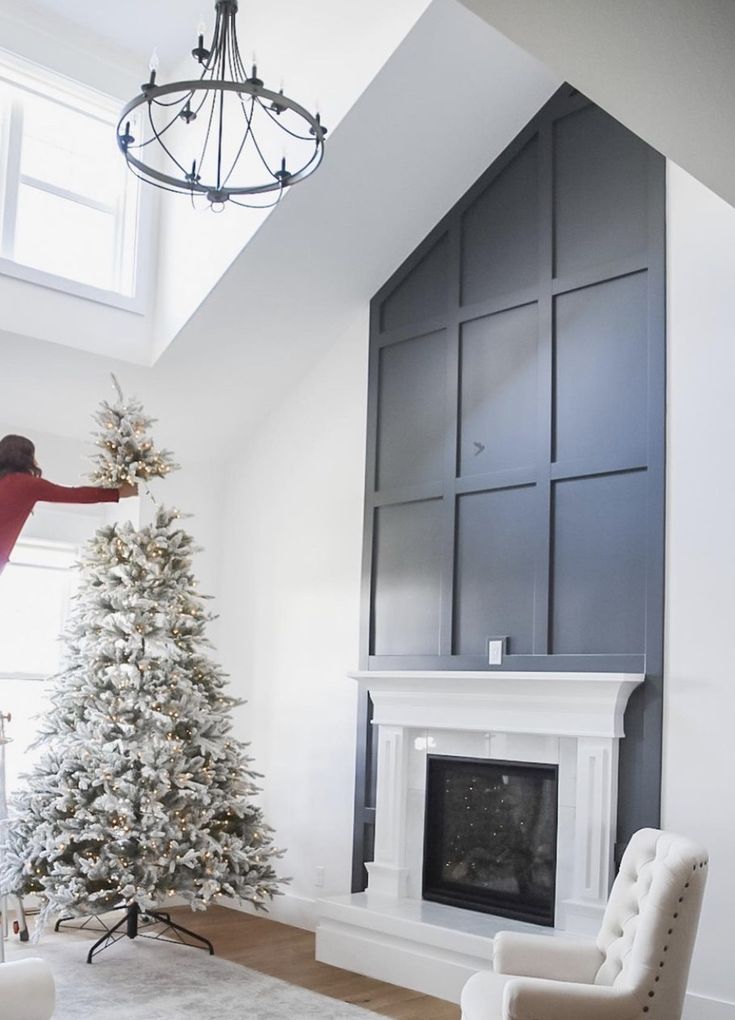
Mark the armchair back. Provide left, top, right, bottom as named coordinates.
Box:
left=594, top=828, right=708, bottom=1019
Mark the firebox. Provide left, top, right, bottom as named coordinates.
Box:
left=422, top=755, right=558, bottom=926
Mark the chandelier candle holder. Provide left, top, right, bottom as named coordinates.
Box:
left=117, top=0, right=327, bottom=210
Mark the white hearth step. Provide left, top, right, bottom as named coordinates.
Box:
left=316, top=893, right=559, bottom=1004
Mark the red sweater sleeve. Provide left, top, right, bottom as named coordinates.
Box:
left=26, top=477, right=120, bottom=505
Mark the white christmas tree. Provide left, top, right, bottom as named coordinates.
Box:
left=89, top=375, right=178, bottom=487
left=0, top=381, right=281, bottom=933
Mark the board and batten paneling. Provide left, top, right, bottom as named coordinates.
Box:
left=352, top=86, right=665, bottom=891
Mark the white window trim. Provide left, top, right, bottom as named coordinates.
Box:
left=0, top=252, right=148, bottom=313
left=0, top=672, right=49, bottom=682
left=0, top=538, right=78, bottom=682
left=0, top=46, right=153, bottom=314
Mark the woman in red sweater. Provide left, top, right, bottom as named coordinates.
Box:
left=0, top=434, right=137, bottom=575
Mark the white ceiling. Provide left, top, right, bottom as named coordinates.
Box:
left=460, top=0, right=735, bottom=210
left=23, top=0, right=212, bottom=65
left=9, top=0, right=432, bottom=81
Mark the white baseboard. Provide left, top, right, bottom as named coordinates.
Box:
left=684, top=992, right=735, bottom=1020
left=221, top=892, right=318, bottom=932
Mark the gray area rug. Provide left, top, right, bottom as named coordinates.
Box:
left=6, top=924, right=382, bottom=1020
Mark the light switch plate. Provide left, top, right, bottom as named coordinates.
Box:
left=487, top=637, right=507, bottom=666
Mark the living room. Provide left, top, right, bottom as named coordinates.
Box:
left=0, top=2, right=733, bottom=1019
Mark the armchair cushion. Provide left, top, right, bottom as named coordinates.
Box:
left=461, top=969, right=513, bottom=1020
left=494, top=931, right=604, bottom=983
left=0, top=958, right=55, bottom=1020
left=461, top=970, right=642, bottom=1020
left=504, top=977, right=641, bottom=1020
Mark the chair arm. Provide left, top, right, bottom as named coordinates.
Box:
left=494, top=931, right=604, bottom=983
left=0, top=958, right=55, bottom=1020
left=503, top=976, right=641, bottom=1020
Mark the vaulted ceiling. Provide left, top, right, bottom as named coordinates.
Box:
left=460, top=0, right=735, bottom=209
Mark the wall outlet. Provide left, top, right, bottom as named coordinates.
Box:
left=487, top=637, right=507, bottom=666
left=315, top=866, right=325, bottom=888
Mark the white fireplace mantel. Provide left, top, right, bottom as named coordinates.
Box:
left=316, top=668, right=644, bottom=1003
left=349, top=670, right=643, bottom=739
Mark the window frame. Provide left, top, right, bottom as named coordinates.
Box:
left=0, top=47, right=151, bottom=314
left=0, top=538, right=78, bottom=682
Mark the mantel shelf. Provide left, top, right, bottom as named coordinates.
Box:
left=348, top=669, right=644, bottom=739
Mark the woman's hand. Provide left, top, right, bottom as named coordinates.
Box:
left=118, top=482, right=139, bottom=498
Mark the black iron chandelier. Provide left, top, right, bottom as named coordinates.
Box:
left=117, top=0, right=327, bottom=210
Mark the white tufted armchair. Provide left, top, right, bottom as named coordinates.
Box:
left=461, top=828, right=708, bottom=1020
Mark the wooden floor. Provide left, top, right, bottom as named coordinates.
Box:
left=169, top=905, right=459, bottom=1020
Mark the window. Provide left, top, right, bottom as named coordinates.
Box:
left=0, top=49, right=141, bottom=305
left=0, top=540, right=77, bottom=679
left=0, top=541, right=78, bottom=797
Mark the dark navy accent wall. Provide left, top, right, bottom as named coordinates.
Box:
left=352, top=86, right=666, bottom=890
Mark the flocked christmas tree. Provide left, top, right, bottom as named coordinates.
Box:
left=0, top=378, right=281, bottom=943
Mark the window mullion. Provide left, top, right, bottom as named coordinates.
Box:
left=18, top=174, right=116, bottom=215
left=111, top=179, right=126, bottom=291
left=1, top=99, right=24, bottom=259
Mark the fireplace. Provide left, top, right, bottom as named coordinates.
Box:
left=316, top=669, right=644, bottom=1004
left=422, top=755, right=558, bottom=925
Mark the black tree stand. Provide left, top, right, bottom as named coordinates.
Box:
left=55, top=903, right=215, bottom=963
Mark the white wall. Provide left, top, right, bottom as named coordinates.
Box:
left=666, top=164, right=735, bottom=1020
left=216, top=313, right=368, bottom=925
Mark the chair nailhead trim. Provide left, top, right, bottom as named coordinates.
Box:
left=645, top=874, right=698, bottom=1008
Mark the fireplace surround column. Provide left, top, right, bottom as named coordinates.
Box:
left=366, top=724, right=411, bottom=897
left=558, top=736, right=620, bottom=931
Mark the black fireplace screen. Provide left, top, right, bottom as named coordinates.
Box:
left=422, top=755, right=558, bottom=926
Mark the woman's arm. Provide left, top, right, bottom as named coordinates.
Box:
left=25, top=477, right=137, bottom=504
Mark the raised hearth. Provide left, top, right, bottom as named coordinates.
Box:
left=316, top=669, right=643, bottom=1003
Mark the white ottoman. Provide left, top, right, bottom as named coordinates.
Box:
left=0, top=958, right=55, bottom=1019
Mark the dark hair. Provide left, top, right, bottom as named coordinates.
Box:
left=0, top=435, right=42, bottom=479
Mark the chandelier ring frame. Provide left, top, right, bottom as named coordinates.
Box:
left=117, top=79, right=326, bottom=198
